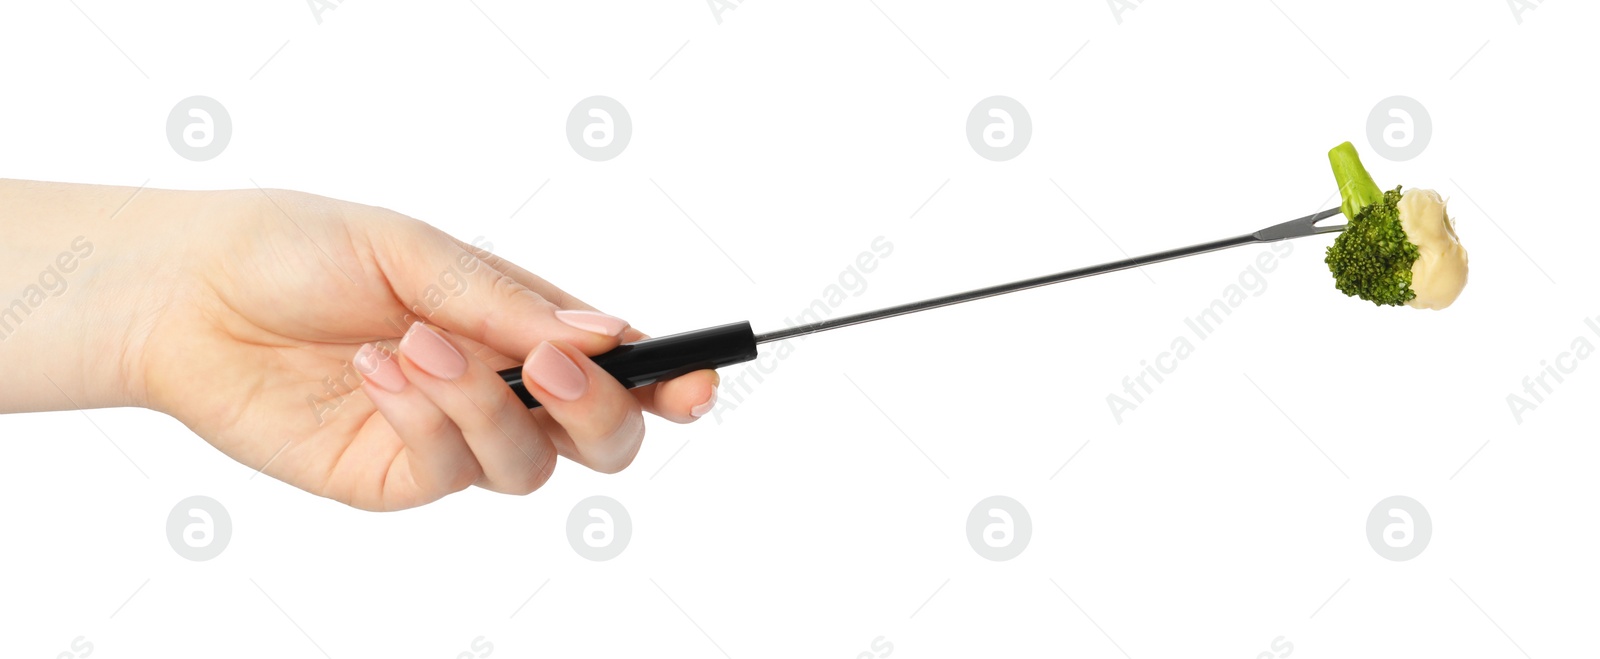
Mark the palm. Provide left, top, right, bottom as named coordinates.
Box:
left=151, top=198, right=510, bottom=509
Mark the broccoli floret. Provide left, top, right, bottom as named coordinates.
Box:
left=1323, top=143, right=1420, bottom=306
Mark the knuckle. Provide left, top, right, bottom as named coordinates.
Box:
left=480, top=276, right=545, bottom=341
left=487, top=269, right=530, bottom=302
left=443, top=462, right=482, bottom=495
left=417, top=411, right=456, bottom=443
left=588, top=412, right=645, bottom=474
left=506, top=450, right=556, bottom=494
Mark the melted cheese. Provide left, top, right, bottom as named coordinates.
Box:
left=1399, top=188, right=1469, bottom=310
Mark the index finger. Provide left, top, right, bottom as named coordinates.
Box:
left=456, top=237, right=723, bottom=422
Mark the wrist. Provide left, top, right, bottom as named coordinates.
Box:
left=0, top=180, right=200, bottom=412
left=89, top=188, right=200, bottom=412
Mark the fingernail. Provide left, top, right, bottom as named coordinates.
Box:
left=400, top=322, right=467, bottom=380
left=691, top=387, right=718, bottom=418
left=554, top=309, right=629, bottom=337
left=354, top=343, right=407, bottom=393
left=527, top=342, right=588, bottom=401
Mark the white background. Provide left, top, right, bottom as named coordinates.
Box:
left=2, top=1, right=1597, bottom=657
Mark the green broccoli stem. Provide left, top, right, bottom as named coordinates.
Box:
left=1329, top=141, right=1384, bottom=221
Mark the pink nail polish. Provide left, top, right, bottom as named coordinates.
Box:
left=526, top=342, right=588, bottom=401
left=554, top=309, right=629, bottom=337
left=690, top=388, right=718, bottom=418
left=354, top=343, right=407, bottom=393
left=400, top=322, right=467, bottom=380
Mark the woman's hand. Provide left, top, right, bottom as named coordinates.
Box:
left=0, top=180, right=720, bottom=511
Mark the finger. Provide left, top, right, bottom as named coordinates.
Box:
left=352, top=342, right=480, bottom=505
left=443, top=331, right=520, bottom=371
left=636, top=369, right=721, bottom=423
left=455, top=237, right=593, bottom=311
left=521, top=341, right=646, bottom=474
left=395, top=322, right=560, bottom=495
left=457, top=245, right=724, bottom=421
left=378, top=224, right=631, bottom=361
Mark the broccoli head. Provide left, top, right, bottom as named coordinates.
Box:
left=1323, top=143, right=1420, bottom=306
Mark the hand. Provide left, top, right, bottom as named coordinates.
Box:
left=0, top=180, right=720, bottom=511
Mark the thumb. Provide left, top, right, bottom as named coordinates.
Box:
left=379, top=225, right=631, bottom=360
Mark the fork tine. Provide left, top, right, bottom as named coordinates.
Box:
left=1252, top=207, right=1345, bottom=242
left=1310, top=206, right=1347, bottom=234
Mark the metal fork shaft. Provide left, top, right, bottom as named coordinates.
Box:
left=754, top=207, right=1343, bottom=345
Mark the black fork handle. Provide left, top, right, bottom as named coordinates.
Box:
left=499, top=321, right=759, bottom=409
